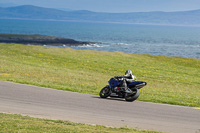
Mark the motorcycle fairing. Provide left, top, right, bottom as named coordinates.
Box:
left=128, top=81, right=147, bottom=89
left=108, top=78, right=120, bottom=88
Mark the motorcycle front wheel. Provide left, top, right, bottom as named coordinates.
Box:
left=125, top=88, right=140, bottom=102
left=99, top=86, right=111, bottom=98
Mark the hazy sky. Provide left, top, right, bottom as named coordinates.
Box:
left=1, top=0, right=200, bottom=13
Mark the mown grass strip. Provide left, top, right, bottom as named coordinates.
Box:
left=0, top=43, right=199, bottom=107
left=0, top=113, right=160, bottom=133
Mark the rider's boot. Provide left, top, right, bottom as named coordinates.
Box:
left=123, top=80, right=132, bottom=93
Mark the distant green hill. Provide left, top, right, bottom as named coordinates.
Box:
left=1, top=5, right=200, bottom=26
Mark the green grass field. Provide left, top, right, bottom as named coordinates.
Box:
left=0, top=43, right=200, bottom=107
left=0, top=113, right=160, bottom=133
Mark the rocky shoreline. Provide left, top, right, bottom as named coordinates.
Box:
left=0, top=33, right=92, bottom=46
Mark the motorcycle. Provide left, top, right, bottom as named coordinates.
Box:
left=99, top=77, right=147, bottom=102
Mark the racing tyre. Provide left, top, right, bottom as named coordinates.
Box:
left=99, top=86, right=111, bottom=98
left=125, top=88, right=140, bottom=102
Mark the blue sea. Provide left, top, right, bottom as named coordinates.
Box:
left=0, top=19, right=200, bottom=59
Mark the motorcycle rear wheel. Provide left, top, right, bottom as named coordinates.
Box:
left=99, top=86, right=110, bottom=98
left=125, top=89, right=140, bottom=102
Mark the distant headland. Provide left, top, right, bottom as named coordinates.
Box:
left=1, top=5, right=200, bottom=26
left=0, top=33, right=92, bottom=46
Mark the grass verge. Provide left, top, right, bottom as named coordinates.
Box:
left=0, top=113, right=160, bottom=133
left=0, top=43, right=199, bottom=107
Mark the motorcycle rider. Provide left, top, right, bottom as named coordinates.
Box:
left=115, top=70, right=136, bottom=92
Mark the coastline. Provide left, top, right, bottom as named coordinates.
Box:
left=0, top=33, right=92, bottom=46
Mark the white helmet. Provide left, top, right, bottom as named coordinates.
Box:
left=125, top=70, right=132, bottom=75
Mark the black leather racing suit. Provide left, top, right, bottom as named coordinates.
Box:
left=115, top=73, right=137, bottom=90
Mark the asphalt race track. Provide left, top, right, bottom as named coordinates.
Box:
left=0, top=81, right=200, bottom=133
